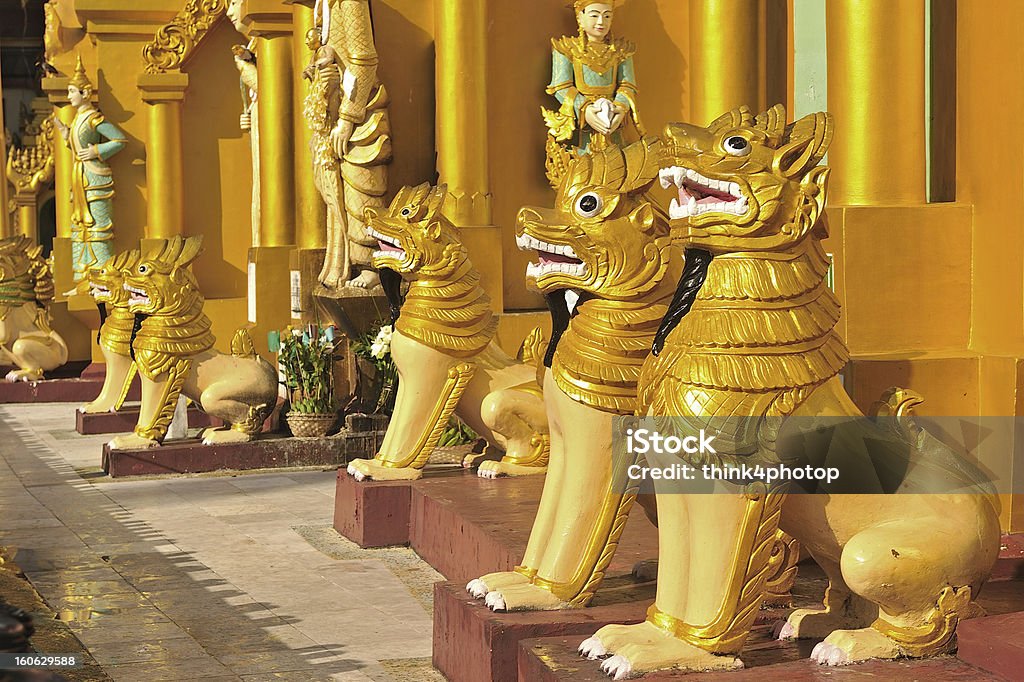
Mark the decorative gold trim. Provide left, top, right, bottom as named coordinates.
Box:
left=114, top=363, right=138, bottom=412
left=871, top=585, right=974, bottom=657
left=379, top=363, right=476, bottom=470
left=645, top=490, right=788, bottom=654
left=501, top=433, right=550, bottom=468
left=134, top=358, right=191, bottom=441
left=142, top=0, right=227, bottom=74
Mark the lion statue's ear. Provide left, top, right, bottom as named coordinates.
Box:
left=774, top=111, right=833, bottom=180
left=170, top=235, right=204, bottom=280
left=424, top=184, right=448, bottom=220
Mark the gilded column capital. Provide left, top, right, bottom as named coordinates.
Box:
left=137, top=72, right=191, bottom=102
left=41, top=76, right=72, bottom=107
left=239, top=0, right=294, bottom=36
left=142, top=0, right=228, bottom=74
left=73, top=0, right=181, bottom=37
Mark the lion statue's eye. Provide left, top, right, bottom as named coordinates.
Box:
left=400, top=207, right=413, bottom=218
left=574, top=192, right=603, bottom=218
left=724, top=135, right=751, bottom=157
left=138, top=264, right=149, bottom=274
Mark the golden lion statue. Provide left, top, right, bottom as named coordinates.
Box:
left=79, top=249, right=139, bottom=413
left=0, top=236, right=68, bottom=382
left=466, top=137, right=684, bottom=611
left=345, top=183, right=550, bottom=481
left=580, top=105, right=1001, bottom=677
left=108, top=236, right=278, bottom=450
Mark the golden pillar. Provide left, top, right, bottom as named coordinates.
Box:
left=689, top=0, right=761, bottom=126
left=825, top=0, right=926, bottom=205
left=254, top=32, right=296, bottom=247
left=434, top=0, right=502, bottom=308
left=435, top=0, right=491, bottom=226
left=138, top=73, right=188, bottom=240
left=14, top=201, right=37, bottom=241
left=241, top=2, right=297, bottom=332
left=41, top=77, right=76, bottom=293
left=291, top=0, right=325, bottom=250
left=0, top=66, right=10, bottom=239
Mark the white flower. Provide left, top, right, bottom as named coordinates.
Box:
left=370, top=325, right=393, bottom=359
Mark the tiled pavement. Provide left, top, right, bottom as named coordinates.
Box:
left=0, top=403, right=444, bottom=682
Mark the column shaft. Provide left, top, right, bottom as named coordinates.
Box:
left=826, top=0, right=926, bottom=205
left=0, top=66, right=9, bottom=239
left=689, top=0, right=761, bottom=126
left=435, top=0, right=490, bottom=225
left=16, top=201, right=37, bottom=241
left=292, top=2, right=325, bottom=249
left=146, top=99, right=185, bottom=239
left=256, top=33, right=296, bottom=247
left=53, top=104, right=76, bottom=238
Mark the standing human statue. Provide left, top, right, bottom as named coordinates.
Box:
left=53, top=56, right=126, bottom=282
left=303, top=0, right=392, bottom=290
left=542, top=0, right=644, bottom=154
left=226, top=0, right=261, bottom=248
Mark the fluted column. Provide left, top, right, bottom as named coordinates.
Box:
left=291, top=0, right=325, bottom=250
left=689, top=0, right=761, bottom=126
left=826, top=0, right=926, bottom=205
left=435, top=0, right=490, bottom=225
left=138, top=73, right=187, bottom=239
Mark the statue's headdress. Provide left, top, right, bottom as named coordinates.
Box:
left=571, top=0, right=623, bottom=12
left=69, top=55, right=92, bottom=92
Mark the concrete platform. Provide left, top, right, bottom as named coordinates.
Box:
left=0, top=362, right=140, bottom=404
left=334, top=466, right=478, bottom=548
left=76, top=404, right=220, bottom=435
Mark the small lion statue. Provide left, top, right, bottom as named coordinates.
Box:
left=0, top=236, right=68, bottom=382
left=107, top=236, right=278, bottom=450
left=580, top=105, right=1001, bottom=678
left=345, top=183, right=550, bottom=481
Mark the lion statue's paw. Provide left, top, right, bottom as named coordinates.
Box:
left=579, top=635, right=608, bottom=659
left=587, top=622, right=742, bottom=677
left=346, top=457, right=423, bottom=482
left=477, top=459, right=547, bottom=478
left=201, top=428, right=254, bottom=445
left=466, top=571, right=531, bottom=599
left=108, top=433, right=159, bottom=450
left=484, top=582, right=568, bottom=612
left=811, top=627, right=899, bottom=666
left=5, top=369, right=41, bottom=383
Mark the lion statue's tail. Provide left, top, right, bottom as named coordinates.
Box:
left=230, top=328, right=261, bottom=360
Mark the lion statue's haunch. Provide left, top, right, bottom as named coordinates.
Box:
left=580, top=105, right=1000, bottom=679
left=345, top=183, right=550, bottom=482
left=0, top=236, right=68, bottom=382
left=107, top=236, right=278, bottom=450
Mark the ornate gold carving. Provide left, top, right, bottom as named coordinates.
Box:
left=871, top=585, right=977, bottom=657
left=6, top=118, right=55, bottom=197
left=552, top=35, right=635, bottom=74
left=143, top=0, right=227, bottom=74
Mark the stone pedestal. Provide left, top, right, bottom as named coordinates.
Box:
left=76, top=405, right=218, bottom=435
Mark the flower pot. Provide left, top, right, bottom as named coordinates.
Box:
left=285, top=412, right=337, bottom=438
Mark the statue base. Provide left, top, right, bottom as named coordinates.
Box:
left=0, top=362, right=141, bottom=403
left=313, top=283, right=391, bottom=340
left=76, top=404, right=219, bottom=435
left=101, top=413, right=387, bottom=478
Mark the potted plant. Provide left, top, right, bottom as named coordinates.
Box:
left=351, top=322, right=399, bottom=414
left=269, top=325, right=339, bottom=438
